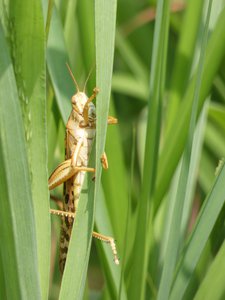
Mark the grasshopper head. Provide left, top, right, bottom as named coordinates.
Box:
left=71, top=92, right=88, bottom=115
left=66, top=63, right=97, bottom=122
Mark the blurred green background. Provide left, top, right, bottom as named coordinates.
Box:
left=1, top=0, right=225, bottom=299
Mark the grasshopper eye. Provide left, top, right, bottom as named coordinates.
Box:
left=71, top=95, right=77, bottom=105
left=88, top=104, right=96, bottom=118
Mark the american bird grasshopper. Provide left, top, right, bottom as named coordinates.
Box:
left=48, top=65, right=119, bottom=273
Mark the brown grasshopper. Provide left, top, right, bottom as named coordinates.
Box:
left=48, top=65, right=119, bottom=273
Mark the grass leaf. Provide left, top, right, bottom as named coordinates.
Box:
left=128, top=0, right=170, bottom=299
left=170, top=161, right=225, bottom=299
left=154, top=5, right=225, bottom=213
left=8, top=1, right=50, bottom=298
left=0, top=22, right=41, bottom=300
left=194, top=241, right=225, bottom=300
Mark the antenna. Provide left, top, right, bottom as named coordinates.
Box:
left=66, top=63, right=80, bottom=92
left=83, top=63, right=95, bottom=92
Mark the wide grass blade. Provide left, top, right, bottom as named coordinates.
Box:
left=0, top=23, right=41, bottom=299
left=95, top=0, right=119, bottom=294
left=8, top=1, right=50, bottom=298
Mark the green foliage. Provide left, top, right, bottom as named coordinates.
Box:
left=1, top=0, right=225, bottom=299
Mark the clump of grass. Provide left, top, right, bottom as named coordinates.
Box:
left=1, top=1, right=225, bottom=299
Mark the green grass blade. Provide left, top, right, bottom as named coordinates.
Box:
left=8, top=1, right=50, bottom=298
left=46, top=91, right=62, bottom=170
left=180, top=103, right=208, bottom=238
left=170, top=161, right=225, bottom=299
left=128, top=1, right=170, bottom=299
left=194, top=241, right=225, bottom=300
left=158, top=2, right=212, bottom=298
left=63, top=0, right=78, bottom=68
left=77, top=0, right=95, bottom=81
left=166, top=0, right=204, bottom=131
left=95, top=0, right=119, bottom=296
left=95, top=187, right=127, bottom=300
left=0, top=257, right=6, bottom=299
left=112, top=72, right=148, bottom=101
left=95, top=0, right=117, bottom=172
left=45, top=0, right=54, bottom=41
left=102, top=100, right=129, bottom=248
left=98, top=104, right=128, bottom=297
left=116, top=30, right=148, bottom=82
left=199, top=150, right=216, bottom=194
left=59, top=169, right=96, bottom=299
left=208, top=103, right=225, bottom=131
left=58, top=1, right=118, bottom=298
left=0, top=23, right=41, bottom=299
left=154, top=5, right=225, bottom=213
left=46, top=5, right=72, bottom=124
left=160, top=103, right=208, bottom=271
left=213, top=75, right=225, bottom=104
left=205, top=122, right=225, bottom=157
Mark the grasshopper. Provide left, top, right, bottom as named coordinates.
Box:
left=48, top=65, right=119, bottom=273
